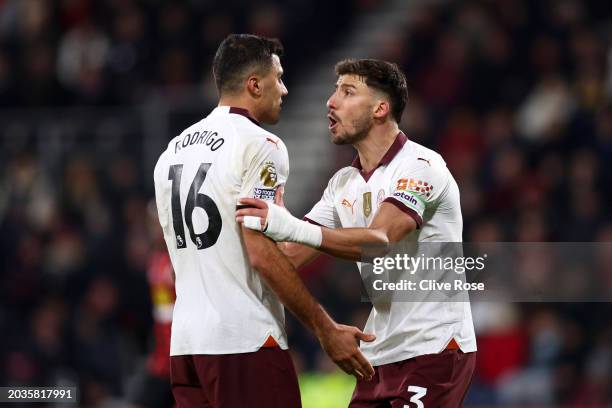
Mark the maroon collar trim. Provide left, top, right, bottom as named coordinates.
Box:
left=351, top=131, right=408, bottom=181
left=229, top=107, right=261, bottom=127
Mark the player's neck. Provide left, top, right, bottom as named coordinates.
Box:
left=354, top=122, right=399, bottom=173
left=218, top=96, right=260, bottom=121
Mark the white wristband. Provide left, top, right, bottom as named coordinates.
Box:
left=265, top=203, right=322, bottom=248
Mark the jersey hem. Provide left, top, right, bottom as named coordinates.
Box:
left=170, top=343, right=289, bottom=356
left=365, top=343, right=477, bottom=367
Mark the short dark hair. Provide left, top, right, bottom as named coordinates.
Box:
left=212, top=34, right=284, bottom=95
left=335, top=59, right=408, bottom=123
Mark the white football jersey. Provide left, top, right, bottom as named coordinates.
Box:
left=305, top=132, right=477, bottom=366
left=154, top=106, right=290, bottom=356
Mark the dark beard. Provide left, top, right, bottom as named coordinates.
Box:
left=332, top=114, right=373, bottom=145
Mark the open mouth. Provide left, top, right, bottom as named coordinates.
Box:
left=328, top=114, right=339, bottom=130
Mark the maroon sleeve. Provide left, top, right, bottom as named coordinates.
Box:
left=382, top=197, right=423, bottom=228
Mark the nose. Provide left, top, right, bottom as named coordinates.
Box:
left=282, top=82, right=288, bottom=96
left=326, top=92, right=337, bottom=110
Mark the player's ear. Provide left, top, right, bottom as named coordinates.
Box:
left=246, top=75, right=262, bottom=98
left=373, top=100, right=390, bottom=120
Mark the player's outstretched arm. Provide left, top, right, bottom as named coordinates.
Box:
left=241, top=226, right=376, bottom=380
left=237, top=198, right=416, bottom=261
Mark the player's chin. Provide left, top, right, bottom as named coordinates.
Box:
left=331, top=131, right=350, bottom=145
left=269, top=113, right=280, bottom=124
left=271, top=106, right=282, bottom=123
left=264, top=111, right=281, bottom=124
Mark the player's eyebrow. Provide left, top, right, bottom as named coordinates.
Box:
left=335, top=83, right=357, bottom=90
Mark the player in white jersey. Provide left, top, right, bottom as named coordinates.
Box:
left=154, top=36, right=375, bottom=408
left=238, top=59, right=477, bottom=407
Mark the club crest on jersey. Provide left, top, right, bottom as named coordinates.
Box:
left=377, top=189, right=385, bottom=208
left=363, top=192, right=372, bottom=217
left=396, top=178, right=433, bottom=198
left=260, top=161, right=278, bottom=187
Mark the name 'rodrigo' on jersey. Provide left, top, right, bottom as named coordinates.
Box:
left=153, top=106, right=289, bottom=356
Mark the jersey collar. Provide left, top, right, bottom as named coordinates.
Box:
left=228, top=107, right=262, bottom=128
left=351, top=131, right=408, bottom=181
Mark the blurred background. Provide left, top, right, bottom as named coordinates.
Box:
left=1, top=0, right=612, bottom=407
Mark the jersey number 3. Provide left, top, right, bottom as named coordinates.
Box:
left=168, top=163, right=222, bottom=250
left=404, top=385, right=427, bottom=408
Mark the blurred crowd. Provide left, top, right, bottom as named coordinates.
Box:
left=0, top=0, right=361, bottom=107
left=1, top=0, right=612, bottom=406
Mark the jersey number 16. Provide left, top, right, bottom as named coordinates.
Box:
left=168, top=163, right=222, bottom=250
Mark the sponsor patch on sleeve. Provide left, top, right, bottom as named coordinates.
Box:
left=253, top=187, right=276, bottom=201
left=396, top=178, right=433, bottom=198
left=392, top=190, right=426, bottom=217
